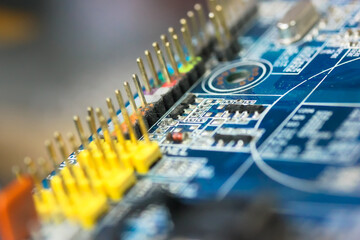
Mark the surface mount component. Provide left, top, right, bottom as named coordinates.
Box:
left=225, top=104, right=265, bottom=114
left=214, top=133, right=253, bottom=144
left=277, top=0, right=320, bottom=44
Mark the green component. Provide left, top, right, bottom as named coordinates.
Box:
left=179, top=57, right=202, bottom=74
left=158, top=72, right=165, bottom=83
left=158, top=64, right=175, bottom=83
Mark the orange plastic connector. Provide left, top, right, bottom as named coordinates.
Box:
left=0, top=176, right=39, bottom=240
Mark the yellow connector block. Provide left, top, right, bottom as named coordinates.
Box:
left=88, top=141, right=98, bottom=151
left=104, top=168, right=136, bottom=201
left=61, top=168, right=80, bottom=201
left=115, top=144, right=134, bottom=168
left=105, top=151, right=121, bottom=170
left=33, top=193, right=49, bottom=221
left=88, top=168, right=108, bottom=197
left=50, top=175, right=76, bottom=221
left=74, top=193, right=108, bottom=229
left=132, top=142, right=162, bottom=174
left=34, top=187, right=62, bottom=223
left=41, top=189, right=62, bottom=223
left=77, top=150, right=94, bottom=170
left=72, top=165, right=91, bottom=194
left=50, top=167, right=108, bottom=228
left=124, top=140, right=138, bottom=152
left=77, top=149, right=108, bottom=197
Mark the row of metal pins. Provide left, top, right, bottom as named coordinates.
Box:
left=21, top=137, right=89, bottom=223
left=208, top=2, right=232, bottom=48
left=100, top=3, right=219, bottom=149
left=17, top=0, right=241, bottom=226
left=124, top=3, right=216, bottom=131
left=134, top=3, right=210, bottom=93
left=89, top=88, right=151, bottom=153
left=22, top=156, right=62, bottom=223
left=161, top=33, right=180, bottom=77
left=74, top=114, right=102, bottom=179
left=19, top=66, right=156, bottom=224
left=40, top=128, right=111, bottom=224
left=19, top=0, right=232, bottom=186
left=34, top=89, right=151, bottom=192
left=68, top=132, right=95, bottom=193
left=21, top=1, right=224, bottom=182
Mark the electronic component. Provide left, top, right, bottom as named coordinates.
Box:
left=25, top=89, right=162, bottom=228
left=169, top=104, right=189, bottom=119
left=167, top=94, right=196, bottom=120
left=181, top=93, right=196, bottom=105
left=277, top=0, right=320, bottom=44
left=209, top=10, right=241, bottom=61
left=131, top=110, right=162, bottom=174
left=166, top=132, right=189, bottom=143
left=225, top=104, right=265, bottom=114
left=224, top=104, right=265, bottom=114
left=214, top=133, right=253, bottom=144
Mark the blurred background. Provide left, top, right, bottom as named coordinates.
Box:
left=0, top=0, right=207, bottom=185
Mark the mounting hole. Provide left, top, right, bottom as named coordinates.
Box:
left=226, top=70, right=251, bottom=84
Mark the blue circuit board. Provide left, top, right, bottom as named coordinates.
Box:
left=40, top=1, right=360, bottom=239
left=109, top=0, right=360, bottom=239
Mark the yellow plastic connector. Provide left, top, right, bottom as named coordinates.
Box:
left=61, top=167, right=81, bottom=204
left=76, top=149, right=107, bottom=197
left=41, top=189, right=61, bottom=222
left=132, top=141, right=162, bottom=174
left=79, top=142, right=136, bottom=202
left=50, top=175, right=76, bottom=220
left=96, top=115, right=137, bottom=201
left=71, top=169, right=108, bottom=229
left=130, top=110, right=162, bottom=174
left=33, top=190, right=55, bottom=222
left=33, top=187, right=62, bottom=224
left=72, top=165, right=91, bottom=194
left=75, top=192, right=108, bottom=229
left=103, top=167, right=136, bottom=201
left=56, top=165, right=109, bottom=229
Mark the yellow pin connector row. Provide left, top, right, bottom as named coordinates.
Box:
left=30, top=88, right=161, bottom=229
left=23, top=0, right=234, bottom=230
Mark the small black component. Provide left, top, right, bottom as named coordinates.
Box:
left=186, top=67, right=198, bottom=85
left=195, top=59, right=206, bottom=78
left=169, top=105, right=187, bottom=119
left=177, top=75, right=190, bottom=93
left=161, top=89, right=175, bottom=110
left=152, top=98, right=167, bottom=117
left=142, top=106, right=158, bottom=127
left=166, top=132, right=173, bottom=141
left=133, top=122, right=142, bottom=139
left=215, top=38, right=242, bottom=61
left=198, top=45, right=211, bottom=61
left=181, top=93, right=196, bottom=105
left=197, top=37, right=215, bottom=61
left=167, top=93, right=196, bottom=120
left=225, top=104, right=265, bottom=114
left=214, top=133, right=253, bottom=144
left=170, top=83, right=183, bottom=102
